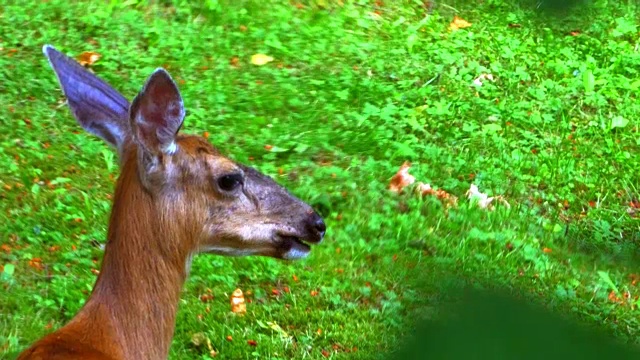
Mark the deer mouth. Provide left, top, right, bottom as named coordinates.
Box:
left=277, top=235, right=313, bottom=260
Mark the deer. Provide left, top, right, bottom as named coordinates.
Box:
left=17, top=45, right=326, bottom=360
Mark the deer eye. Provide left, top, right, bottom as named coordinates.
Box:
left=217, top=173, right=243, bottom=192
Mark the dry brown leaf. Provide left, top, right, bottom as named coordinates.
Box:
left=416, top=182, right=458, bottom=207
left=230, top=288, right=246, bottom=314
left=76, top=51, right=101, bottom=67
left=449, top=16, right=472, bottom=31
left=389, top=161, right=415, bottom=193
left=416, top=182, right=435, bottom=196
left=435, top=189, right=458, bottom=207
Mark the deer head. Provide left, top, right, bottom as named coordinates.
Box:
left=42, top=45, right=326, bottom=262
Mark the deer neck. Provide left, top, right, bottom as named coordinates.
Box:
left=84, top=149, right=193, bottom=360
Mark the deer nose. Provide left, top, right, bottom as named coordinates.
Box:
left=307, top=212, right=326, bottom=242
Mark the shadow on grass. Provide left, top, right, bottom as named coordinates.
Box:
left=389, top=280, right=640, bottom=360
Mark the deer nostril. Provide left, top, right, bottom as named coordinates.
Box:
left=311, top=212, right=326, bottom=235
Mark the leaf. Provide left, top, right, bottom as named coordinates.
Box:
left=251, top=54, right=274, bottom=66
left=415, top=182, right=458, bottom=208
left=389, top=161, right=415, bottom=193
left=472, top=73, right=495, bottom=87
left=582, top=69, right=595, bottom=93
left=597, top=271, right=619, bottom=294
left=406, top=33, right=418, bottom=52
left=482, top=124, right=503, bottom=133
left=610, top=116, right=629, bottom=130
left=50, top=177, right=72, bottom=185
left=449, top=16, right=472, bottom=31
left=3, top=264, right=15, bottom=276
left=191, top=332, right=208, bottom=346
left=466, top=184, right=510, bottom=210
left=76, top=51, right=101, bottom=67
left=267, top=321, right=291, bottom=339
left=269, top=146, right=290, bottom=153
left=230, top=288, right=246, bottom=314
left=416, top=182, right=434, bottom=196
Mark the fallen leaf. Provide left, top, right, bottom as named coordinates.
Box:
left=76, top=51, right=101, bottom=67
left=542, top=247, right=552, bottom=254
left=191, top=332, right=208, bottom=346
left=415, top=182, right=458, bottom=208
left=229, top=56, right=240, bottom=68
left=416, top=182, right=435, bottom=196
left=610, top=116, right=629, bottom=130
left=200, top=294, right=214, bottom=303
left=449, top=15, right=472, bottom=31
left=310, top=290, right=319, bottom=297
left=472, top=73, right=495, bottom=87
left=267, top=321, right=291, bottom=338
left=389, top=161, right=415, bottom=193
left=251, top=54, right=274, bottom=66
left=28, top=257, right=44, bottom=271
left=247, top=339, right=258, bottom=346
left=466, top=184, right=510, bottom=210
left=608, top=290, right=621, bottom=303
left=230, top=288, right=247, bottom=314
left=368, top=12, right=382, bottom=20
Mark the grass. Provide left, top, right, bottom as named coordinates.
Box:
left=1, top=0, right=640, bottom=358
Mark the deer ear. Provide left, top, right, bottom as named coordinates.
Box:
left=129, top=68, right=184, bottom=155
left=42, top=45, right=130, bottom=151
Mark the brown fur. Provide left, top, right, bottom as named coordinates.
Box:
left=19, top=46, right=325, bottom=360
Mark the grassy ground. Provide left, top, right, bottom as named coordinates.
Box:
left=2, top=0, right=640, bottom=358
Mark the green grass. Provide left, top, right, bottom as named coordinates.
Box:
left=2, top=0, right=640, bottom=358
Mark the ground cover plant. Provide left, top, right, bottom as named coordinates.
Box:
left=1, top=0, right=640, bottom=358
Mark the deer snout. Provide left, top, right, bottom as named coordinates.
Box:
left=305, top=211, right=326, bottom=244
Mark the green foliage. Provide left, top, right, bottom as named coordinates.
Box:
left=1, top=0, right=640, bottom=358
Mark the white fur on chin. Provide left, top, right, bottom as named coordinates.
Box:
left=283, top=248, right=310, bottom=260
